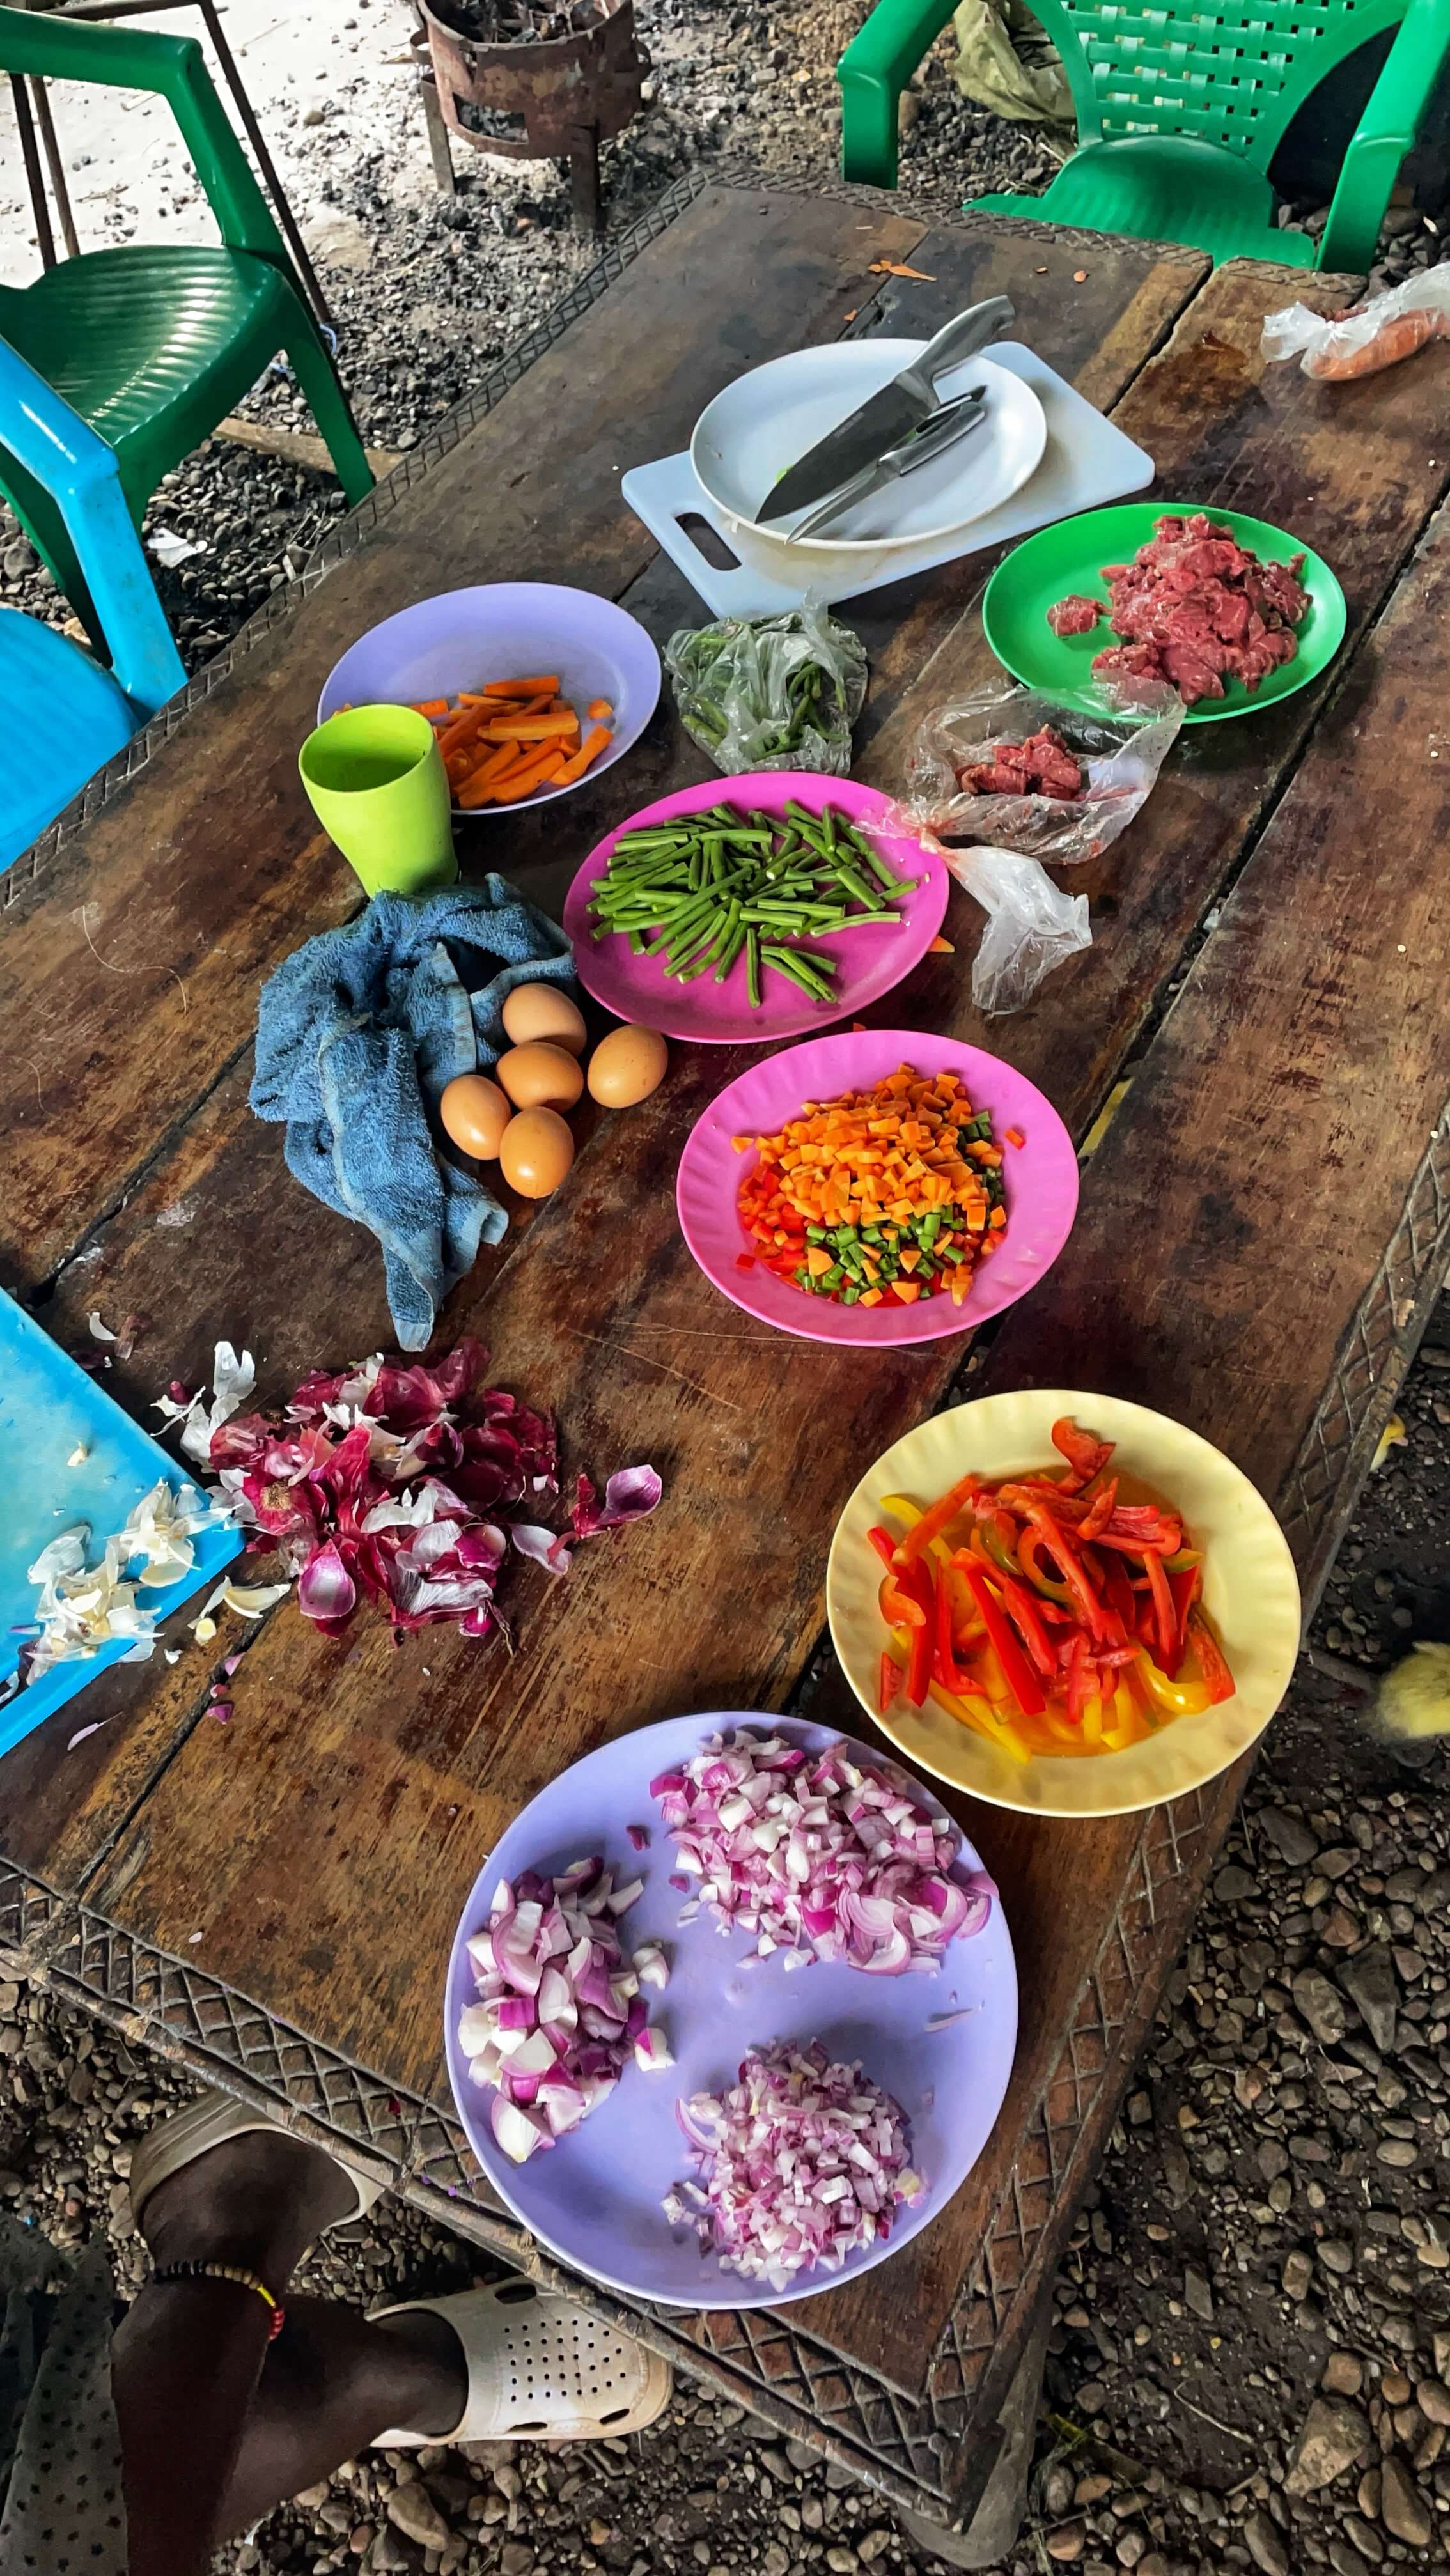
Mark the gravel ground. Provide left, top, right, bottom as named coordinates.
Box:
left=6, top=17, right=1450, bottom=2570
left=3, top=1292, right=1447, bottom=2576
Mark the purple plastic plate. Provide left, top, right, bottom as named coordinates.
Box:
left=444, top=1711, right=1017, bottom=2311
left=316, top=582, right=662, bottom=813
left=677, top=1028, right=1080, bottom=1346
left=562, top=775, right=949, bottom=1043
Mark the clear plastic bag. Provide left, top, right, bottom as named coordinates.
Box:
left=1261, top=265, right=1450, bottom=382
left=954, top=843, right=1091, bottom=1014
left=664, top=601, right=868, bottom=777
left=893, top=676, right=1183, bottom=864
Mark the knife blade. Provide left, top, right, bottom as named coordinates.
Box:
left=757, top=295, right=1014, bottom=524
left=786, top=387, right=988, bottom=544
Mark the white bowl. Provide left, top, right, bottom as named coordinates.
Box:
left=690, top=340, right=1047, bottom=586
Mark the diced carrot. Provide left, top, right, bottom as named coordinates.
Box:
left=480, top=675, right=559, bottom=699
left=1004, top=1126, right=1025, bottom=1149
left=928, top=934, right=955, bottom=954
left=587, top=697, right=613, bottom=722
left=412, top=697, right=450, bottom=718
left=806, top=1246, right=833, bottom=1277
left=552, top=723, right=612, bottom=785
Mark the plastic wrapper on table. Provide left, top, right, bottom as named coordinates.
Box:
left=1261, top=266, right=1450, bottom=380
left=891, top=676, right=1183, bottom=864
left=664, top=601, right=868, bottom=777
left=953, top=842, right=1091, bottom=1014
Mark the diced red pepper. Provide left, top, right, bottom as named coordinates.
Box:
left=878, top=1652, right=903, bottom=1715
left=1187, top=1607, right=1235, bottom=1704
left=959, top=1558, right=1045, bottom=1717
left=735, top=1253, right=756, bottom=1271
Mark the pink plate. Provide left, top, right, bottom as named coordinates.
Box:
left=676, top=1028, right=1080, bottom=1346
left=562, top=773, right=949, bottom=1044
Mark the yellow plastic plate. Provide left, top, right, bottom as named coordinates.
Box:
left=826, top=1390, right=1302, bottom=1820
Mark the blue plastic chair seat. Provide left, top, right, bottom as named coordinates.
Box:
left=969, top=134, right=1319, bottom=269
left=0, top=605, right=139, bottom=870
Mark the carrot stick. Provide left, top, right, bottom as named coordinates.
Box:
left=412, top=697, right=450, bottom=718
left=437, top=703, right=488, bottom=759
left=552, top=723, right=612, bottom=784
left=469, top=739, right=526, bottom=784
left=586, top=697, right=613, bottom=722
left=479, top=713, right=580, bottom=745
left=456, top=764, right=511, bottom=810
left=492, top=747, right=568, bottom=804
left=481, top=674, right=559, bottom=699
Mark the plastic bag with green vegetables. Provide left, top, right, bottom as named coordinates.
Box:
left=664, top=603, right=868, bottom=778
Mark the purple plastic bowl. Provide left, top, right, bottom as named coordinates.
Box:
left=444, top=1711, right=1018, bottom=2311
left=316, top=582, right=662, bottom=814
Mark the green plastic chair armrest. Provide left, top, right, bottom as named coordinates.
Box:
left=0, top=6, right=286, bottom=266
left=1318, top=0, right=1450, bottom=269
left=838, top=0, right=961, bottom=185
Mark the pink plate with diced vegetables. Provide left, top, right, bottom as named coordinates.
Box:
left=443, top=1711, right=1017, bottom=2309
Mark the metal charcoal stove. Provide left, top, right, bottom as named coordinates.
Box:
left=415, top=0, right=648, bottom=231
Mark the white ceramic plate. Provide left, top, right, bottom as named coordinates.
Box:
left=691, top=341, right=1047, bottom=561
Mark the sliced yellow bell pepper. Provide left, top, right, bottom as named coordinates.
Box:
left=1134, top=1647, right=1211, bottom=1715
left=927, top=1677, right=1031, bottom=1767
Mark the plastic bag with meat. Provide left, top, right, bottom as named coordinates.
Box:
left=1261, top=265, right=1450, bottom=381
left=891, top=676, right=1184, bottom=865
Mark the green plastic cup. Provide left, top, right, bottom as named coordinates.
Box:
left=299, top=704, right=457, bottom=896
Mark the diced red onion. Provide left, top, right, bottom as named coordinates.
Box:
left=458, top=1852, right=670, bottom=2160
left=651, top=1730, right=993, bottom=1976
left=665, top=2041, right=923, bottom=2287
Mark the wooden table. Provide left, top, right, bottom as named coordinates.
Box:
left=3, top=170, right=1449, bottom=2533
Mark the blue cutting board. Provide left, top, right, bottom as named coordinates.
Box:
left=0, top=1289, right=244, bottom=1758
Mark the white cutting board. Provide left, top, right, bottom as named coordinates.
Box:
left=622, top=343, right=1153, bottom=619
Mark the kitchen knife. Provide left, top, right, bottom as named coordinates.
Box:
left=785, top=389, right=990, bottom=543
left=758, top=295, right=1015, bottom=525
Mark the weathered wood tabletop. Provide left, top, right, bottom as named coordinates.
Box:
left=2, top=169, right=1449, bottom=2527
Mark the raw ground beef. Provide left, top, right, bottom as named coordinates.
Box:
left=1046, top=594, right=1102, bottom=638
left=1047, top=511, right=1311, bottom=708
left=956, top=723, right=1086, bottom=800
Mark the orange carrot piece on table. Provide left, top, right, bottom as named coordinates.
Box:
left=552, top=723, right=612, bottom=784
left=481, top=675, right=559, bottom=699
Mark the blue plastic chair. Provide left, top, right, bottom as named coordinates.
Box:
left=0, top=336, right=185, bottom=873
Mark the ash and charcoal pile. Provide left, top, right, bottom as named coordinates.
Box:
left=435, top=0, right=614, bottom=43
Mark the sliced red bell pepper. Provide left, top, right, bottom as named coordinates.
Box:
left=1100, top=1555, right=1139, bottom=1641
left=897, top=1472, right=983, bottom=1565
left=935, top=1567, right=963, bottom=1690
left=1077, top=1475, right=1119, bottom=1542
left=1063, top=1629, right=1095, bottom=1725
left=959, top=1558, right=1045, bottom=1717
left=879, top=1652, right=903, bottom=1714
left=867, top=1525, right=898, bottom=1571
left=1144, top=1545, right=1178, bottom=1663
left=1186, top=1607, right=1235, bottom=1704
left=981, top=1557, right=1057, bottom=1680
left=1051, top=1416, right=1115, bottom=1489
left=1022, top=1499, right=1108, bottom=1643
left=1165, top=1565, right=1201, bottom=1680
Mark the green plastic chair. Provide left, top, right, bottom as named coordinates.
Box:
left=0, top=7, right=373, bottom=649
left=838, top=0, right=1450, bottom=270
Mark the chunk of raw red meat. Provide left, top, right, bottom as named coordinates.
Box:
left=1061, top=511, right=1309, bottom=708
left=955, top=724, right=1085, bottom=802
left=1046, top=594, right=1102, bottom=638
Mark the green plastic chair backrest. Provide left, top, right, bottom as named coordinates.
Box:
left=0, top=7, right=293, bottom=275
left=1031, top=0, right=1417, bottom=169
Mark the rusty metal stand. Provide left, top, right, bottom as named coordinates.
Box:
left=419, top=64, right=458, bottom=194
left=568, top=120, right=601, bottom=232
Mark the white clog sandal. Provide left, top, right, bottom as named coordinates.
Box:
left=371, top=2277, right=672, bottom=2446
left=128, top=2089, right=385, bottom=2234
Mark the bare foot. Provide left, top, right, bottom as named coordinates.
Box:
left=139, top=2129, right=359, bottom=2288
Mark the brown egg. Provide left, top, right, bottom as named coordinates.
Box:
left=587, top=1023, right=668, bottom=1108
left=501, top=982, right=588, bottom=1055
left=497, top=1041, right=585, bottom=1112
left=499, top=1106, right=574, bottom=1199
left=440, top=1073, right=512, bottom=1160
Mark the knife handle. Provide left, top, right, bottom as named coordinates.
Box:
left=896, top=297, right=1016, bottom=409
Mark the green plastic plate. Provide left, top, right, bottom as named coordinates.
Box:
left=981, top=502, right=1348, bottom=725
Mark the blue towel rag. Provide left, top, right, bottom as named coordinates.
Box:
left=251, top=877, right=575, bottom=1351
